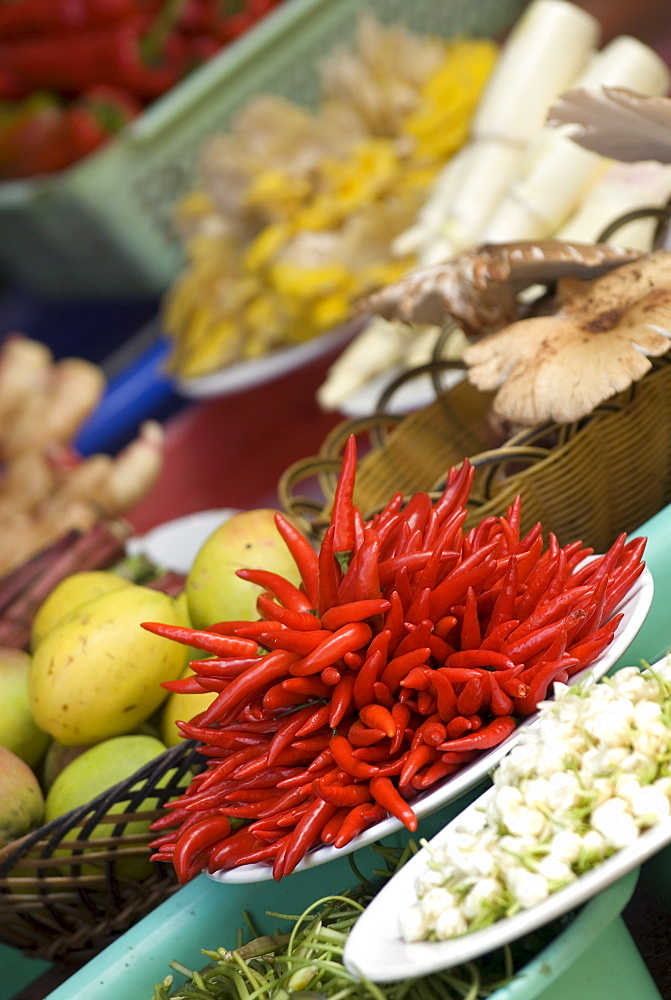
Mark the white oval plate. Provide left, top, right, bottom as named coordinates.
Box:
left=174, top=323, right=357, bottom=400
left=127, top=508, right=239, bottom=573
left=206, top=564, right=654, bottom=884
left=343, top=687, right=671, bottom=981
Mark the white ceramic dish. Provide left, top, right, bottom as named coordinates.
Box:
left=174, top=323, right=356, bottom=400
left=338, top=366, right=465, bottom=418
left=343, top=723, right=671, bottom=981
left=206, top=564, right=654, bottom=885
left=127, top=508, right=239, bottom=573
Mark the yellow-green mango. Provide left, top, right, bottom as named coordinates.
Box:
left=44, top=734, right=171, bottom=879
left=0, top=745, right=44, bottom=848
left=0, top=648, right=50, bottom=768
left=185, top=508, right=302, bottom=628
left=28, top=584, right=191, bottom=746
left=31, top=570, right=132, bottom=651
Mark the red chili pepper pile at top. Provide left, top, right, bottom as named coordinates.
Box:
left=144, top=436, right=647, bottom=884
left=0, top=0, right=285, bottom=179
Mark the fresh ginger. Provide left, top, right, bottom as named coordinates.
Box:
left=0, top=335, right=165, bottom=576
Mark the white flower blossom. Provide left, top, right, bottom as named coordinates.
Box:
left=433, top=907, right=468, bottom=939
left=506, top=868, right=549, bottom=909
left=399, top=906, right=428, bottom=941
left=461, top=878, right=503, bottom=919
left=590, top=798, right=639, bottom=849
left=629, top=785, right=671, bottom=823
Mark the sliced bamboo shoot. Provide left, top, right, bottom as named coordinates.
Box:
left=481, top=35, right=671, bottom=242
left=558, top=161, right=671, bottom=248
left=399, top=0, right=600, bottom=261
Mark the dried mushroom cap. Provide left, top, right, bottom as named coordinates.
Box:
left=548, top=86, right=671, bottom=164
left=355, top=240, right=642, bottom=338
left=463, top=250, right=671, bottom=425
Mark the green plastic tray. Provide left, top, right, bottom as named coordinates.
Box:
left=0, top=0, right=528, bottom=298
left=37, top=848, right=656, bottom=1000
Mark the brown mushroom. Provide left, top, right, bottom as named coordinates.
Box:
left=462, top=249, right=671, bottom=425
left=355, top=239, right=643, bottom=338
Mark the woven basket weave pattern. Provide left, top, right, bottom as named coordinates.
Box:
left=0, top=740, right=204, bottom=964
left=280, top=359, right=671, bottom=554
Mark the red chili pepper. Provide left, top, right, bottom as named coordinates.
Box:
left=455, top=675, right=485, bottom=716
left=416, top=689, right=437, bottom=715
left=514, top=657, right=579, bottom=714
left=399, top=665, right=433, bottom=691
left=198, top=649, right=299, bottom=727
left=358, top=703, right=396, bottom=738
left=369, top=775, right=417, bottom=831
left=430, top=670, right=457, bottom=723
left=329, top=433, right=358, bottom=566
left=445, top=649, right=515, bottom=671
left=348, top=719, right=385, bottom=747
left=329, top=671, right=356, bottom=727
left=257, top=594, right=321, bottom=631
left=141, top=621, right=259, bottom=657
left=0, top=0, right=138, bottom=40
left=399, top=744, right=438, bottom=788
left=321, top=598, right=390, bottom=632
left=273, top=512, right=319, bottom=608
left=488, top=673, right=514, bottom=716
left=294, top=703, right=331, bottom=738
left=317, top=524, right=341, bottom=616
left=257, top=627, right=332, bottom=656
left=321, top=665, right=341, bottom=685
left=567, top=614, right=624, bottom=668
left=236, top=567, right=314, bottom=613
left=289, top=621, right=372, bottom=677
left=389, top=702, right=410, bottom=754
left=514, top=554, right=558, bottom=622
left=502, top=611, right=583, bottom=664
left=439, top=715, right=516, bottom=751
left=330, top=735, right=379, bottom=779
left=161, top=673, right=210, bottom=694
left=0, top=16, right=188, bottom=102
left=381, top=647, right=432, bottom=692
left=411, top=758, right=460, bottom=790
left=266, top=705, right=315, bottom=764
left=333, top=802, right=386, bottom=848
left=433, top=460, right=475, bottom=521
left=274, top=797, right=338, bottom=878
left=353, top=527, right=382, bottom=602
left=428, top=543, right=498, bottom=619
left=312, top=777, right=371, bottom=807
left=207, top=829, right=262, bottom=873
left=479, top=619, right=519, bottom=651
left=320, top=807, right=351, bottom=845
left=600, top=563, right=646, bottom=621
left=445, top=715, right=478, bottom=739
left=352, top=646, right=386, bottom=709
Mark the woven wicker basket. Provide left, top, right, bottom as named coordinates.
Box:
left=279, top=354, right=671, bottom=554
left=0, top=739, right=204, bottom=965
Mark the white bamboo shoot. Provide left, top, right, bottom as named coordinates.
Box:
left=481, top=35, right=671, bottom=242
left=400, top=0, right=600, bottom=261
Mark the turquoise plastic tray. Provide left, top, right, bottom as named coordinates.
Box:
left=0, top=0, right=528, bottom=298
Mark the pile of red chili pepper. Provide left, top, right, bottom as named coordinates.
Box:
left=0, top=0, right=285, bottom=179
left=143, top=436, right=647, bottom=884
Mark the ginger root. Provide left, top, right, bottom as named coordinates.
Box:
left=0, top=335, right=165, bottom=575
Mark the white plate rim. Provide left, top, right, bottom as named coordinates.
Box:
left=174, top=322, right=359, bottom=400
left=206, top=564, right=654, bottom=884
